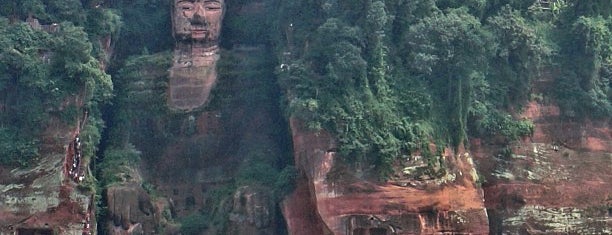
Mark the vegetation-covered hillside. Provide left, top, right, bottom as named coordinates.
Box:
left=0, top=0, right=118, bottom=166
left=0, top=0, right=609, bottom=233
left=272, top=0, right=611, bottom=175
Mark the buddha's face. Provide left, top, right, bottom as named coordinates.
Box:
left=173, top=0, right=225, bottom=45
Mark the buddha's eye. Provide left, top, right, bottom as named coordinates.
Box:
left=178, top=2, right=194, bottom=10
left=204, top=1, right=221, bottom=10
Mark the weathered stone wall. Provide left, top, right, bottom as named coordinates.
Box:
left=0, top=118, right=94, bottom=235
left=283, top=118, right=490, bottom=235
left=473, top=100, right=611, bottom=234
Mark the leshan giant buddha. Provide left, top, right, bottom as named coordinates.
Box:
left=169, top=0, right=225, bottom=110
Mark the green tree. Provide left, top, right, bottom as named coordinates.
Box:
left=21, top=0, right=46, bottom=19
left=46, top=0, right=86, bottom=23
left=556, top=16, right=611, bottom=117
left=568, top=0, right=612, bottom=18
left=487, top=6, right=552, bottom=106
left=110, top=0, right=173, bottom=59
left=388, top=0, right=437, bottom=45
left=86, top=8, right=122, bottom=37
left=365, top=1, right=390, bottom=98
left=436, top=0, right=487, bottom=17
left=405, top=8, right=491, bottom=147
left=570, top=16, right=611, bottom=90
left=311, top=18, right=366, bottom=91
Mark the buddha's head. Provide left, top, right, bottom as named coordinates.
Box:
left=172, top=0, right=225, bottom=47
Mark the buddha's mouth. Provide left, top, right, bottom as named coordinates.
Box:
left=191, top=29, right=208, bottom=39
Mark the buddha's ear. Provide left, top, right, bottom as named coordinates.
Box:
left=171, top=1, right=177, bottom=39
left=221, top=0, right=226, bottom=19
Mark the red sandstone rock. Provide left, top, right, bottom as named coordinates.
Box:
left=474, top=100, right=611, bottom=234
left=106, top=183, right=158, bottom=234
left=282, top=178, right=332, bottom=235
left=228, top=186, right=277, bottom=235
left=284, top=118, right=490, bottom=235
left=0, top=117, right=93, bottom=234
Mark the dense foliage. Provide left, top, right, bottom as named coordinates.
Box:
left=0, top=0, right=116, bottom=165
left=272, top=0, right=610, bottom=175
left=105, top=0, right=173, bottom=61
left=0, top=0, right=608, bottom=169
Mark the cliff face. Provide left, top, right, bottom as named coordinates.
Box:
left=473, top=99, right=611, bottom=234
left=228, top=186, right=277, bottom=235
left=281, top=89, right=610, bottom=234
left=104, top=165, right=161, bottom=234
left=283, top=119, right=490, bottom=234
left=0, top=106, right=95, bottom=235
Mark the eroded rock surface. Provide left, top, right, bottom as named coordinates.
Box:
left=106, top=183, right=158, bottom=234
left=228, top=186, right=276, bottom=235
left=284, top=119, right=489, bottom=235
left=473, top=100, right=611, bottom=234
left=282, top=179, right=331, bottom=235
left=0, top=118, right=94, bottom=235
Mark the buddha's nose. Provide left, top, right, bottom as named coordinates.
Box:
left=192, top=5, right=208, bottom=25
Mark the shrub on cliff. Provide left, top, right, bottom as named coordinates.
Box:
left=98, top=144, right=141, bottom=186
left=180, top=213, right=209, bottom=235
left=0, top=128, right=38, bottom=166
